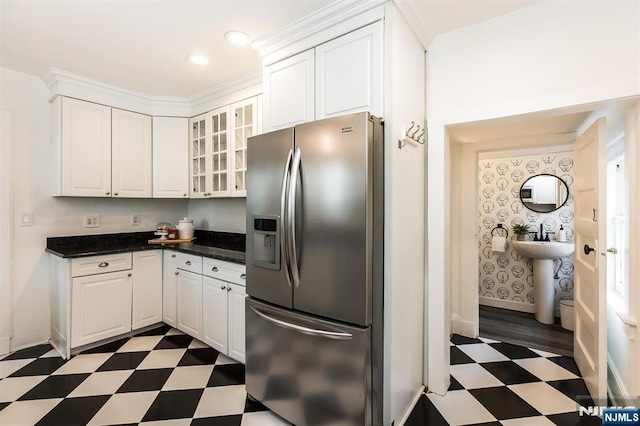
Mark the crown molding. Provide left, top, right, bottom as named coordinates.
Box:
left=252, top=0, right=387, bottom=61
left=44, top=68, right=263, bottom=117
left=392, top=0, right=434, bottom=50
left=188, top=71, right=262, bottom=116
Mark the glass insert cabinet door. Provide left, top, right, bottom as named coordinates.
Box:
left=210, top=106, right=230, bottom=196
left=231, top=98, right=257, bottom=196
left=190, top=113, right=208, bottom=198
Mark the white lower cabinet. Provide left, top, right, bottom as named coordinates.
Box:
left=69, top=250, right=162, bottom=350
left=71, top=270, right=133, bottom=348
left=176, top=269, right=203, bottom=340
left=132, top=251, right=163, bottom=330
left=166, top=254, right=246, bottom=363
left=202, top=277, right=228, bottom=353
left=227, top=283, right=247, bottom=363
left=162, top=251, right=178, bottom=327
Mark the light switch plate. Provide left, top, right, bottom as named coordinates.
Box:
left=20, top=212, right=33, bottom=226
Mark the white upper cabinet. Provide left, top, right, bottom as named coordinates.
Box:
left=230, top=97, right=258, bottom=197
left=263, top=49, right=315, bottom=130
left=112, top=108, right=152, bottom=198
left=315, top=22, right=383, bottom=119
left=262, top=21, right=383, bottom=132
left=189, top=107, right=231, bottom=198
left=53, top=97, right=112, bottom=197
left=153, top=117, right=189, bottom=198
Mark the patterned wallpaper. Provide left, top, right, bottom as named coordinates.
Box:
left=477, top=152, right=575, bottom=312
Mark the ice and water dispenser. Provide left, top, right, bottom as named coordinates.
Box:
left=252, top=216, right=280, bottom=270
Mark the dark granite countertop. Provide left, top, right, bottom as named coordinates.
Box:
left=46, top=230, right=246, bottom=264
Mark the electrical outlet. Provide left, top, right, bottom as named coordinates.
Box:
left=84, top=215, right=99, bottom=228
left=131, top=214, right=141, bottom=226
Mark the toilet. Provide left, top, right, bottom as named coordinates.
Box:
left=560, top=300, right=575, bottom=331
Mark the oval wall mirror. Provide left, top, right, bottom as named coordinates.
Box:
left=519, top=174, right=569, bottom=213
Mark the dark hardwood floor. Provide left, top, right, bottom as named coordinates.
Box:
left=479, top=305, right=573, bottom=357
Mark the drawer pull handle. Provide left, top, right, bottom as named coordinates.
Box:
left=185, top=261, right=192, bottom=266
left=98, top=262, right=109, bottom=268
left=240, top=273, right=246, bottom=279
left=221, top=286, right=226, bottom=290
left=211, top=267, right=218, bottom=272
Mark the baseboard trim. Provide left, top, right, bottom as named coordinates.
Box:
left=607, top=358, right=634, bottom=406
left=397, top=385, right=425, bottom=426
left=451, top=315, right=476, bottom=338
left=480, top=296, right=536, bottom=313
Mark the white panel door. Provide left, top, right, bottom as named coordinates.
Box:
left=71, top=270, right=132, bottom=347
left=176, top=270, right=202, bottom=339
left=227, top=283, right=246, bottom=363
left=315, top=21, right=383, bottom=119
left=162, top=251, right=178, bottom=327
left=112, top=108, right=152, bottom=198
left=132, top=251, right=163, bottom=330
left=573, top=117, right=607, bottom=403
left=263, top=49, right=315, bottom=131
left=202, top=277, right=228, bottom=353
left=153, top=117, right=189, bottom=198
left=61, top=97, right=112, bottom=197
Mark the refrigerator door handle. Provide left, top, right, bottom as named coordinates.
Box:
left=288, top=147, right=302, bottom=288
left=280, top=148, right=294, bottom=288
left=249, top=305, right=353, bottom=340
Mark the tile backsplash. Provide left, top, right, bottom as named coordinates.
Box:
left=478, top=152, right=575, bottom=312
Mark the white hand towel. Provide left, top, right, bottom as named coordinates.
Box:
left=491, top=236, right=507, bottom=253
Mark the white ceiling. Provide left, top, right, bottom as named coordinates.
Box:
left=0, top=0, right=539, bottom=98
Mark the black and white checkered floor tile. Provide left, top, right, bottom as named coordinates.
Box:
left=0, top=325, right=291, bottom=426
left=406, top=334, right=602, bottom=426
left=1, top=328, right=601, bottom=426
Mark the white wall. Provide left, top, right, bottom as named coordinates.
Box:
left=426, top=0, right=640, bottom=394
left=383, top=4, right=426, bottom=423
left=187, top=198, right=246, bottom=233
left=1, top=67, right=188, bottom=352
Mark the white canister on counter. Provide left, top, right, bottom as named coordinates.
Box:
left=177, top=217, right=195, bottom=239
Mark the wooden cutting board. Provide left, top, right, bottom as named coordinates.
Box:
left=148, top=237, right=196, bottom=244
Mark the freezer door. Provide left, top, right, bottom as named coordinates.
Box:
left=291, top=112, right=375, bottom=325
left=245, top=298, right=371, bottom=426
left=246, top=128, right=294, bottom=308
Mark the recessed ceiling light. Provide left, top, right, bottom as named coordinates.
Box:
left=188, top=54, right=209, bottom=65
left=225, top=31, right=250, bottom=46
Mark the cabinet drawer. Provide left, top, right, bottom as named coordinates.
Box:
left=203, top=258, right=246, bottom=286
left=71, top=253, right=132, bottom=277
left=175, top=253, right=202, bottom=274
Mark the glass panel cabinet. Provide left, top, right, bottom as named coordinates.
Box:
left=189, top=96, right=259, bottom=198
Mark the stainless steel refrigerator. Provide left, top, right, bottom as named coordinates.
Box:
left=245, top=112, right=384, bottom=426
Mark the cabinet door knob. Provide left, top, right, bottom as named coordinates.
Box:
left=114, top=192, right=118, bottom=196
left=183, top=193, right=187, bottom=197
left=185, top=261, right=191, bottom=266
left=227, top=287, right=231, bottom=292
left=106, top=192, right=110, bottom=195
left=221, top=286, right=226, bottom=290
left=240, top=273, right=246, bottom=279
left=98, top=262, right=109, bottom=268
left=128, top=273, right=132, bottom=277
left=175, top=271, right=179, bottom=275
left=172, top=254, right=176, bottom=258
left=211, top=266, right=218, bottom=272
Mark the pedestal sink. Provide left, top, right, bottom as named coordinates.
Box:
left=511, top=240, right=575, bottom=324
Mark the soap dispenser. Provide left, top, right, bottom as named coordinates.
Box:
left=557, top=225, right=567, bottom=242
